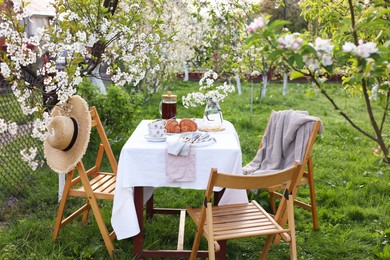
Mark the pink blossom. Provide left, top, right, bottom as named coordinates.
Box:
left=277, top=33, right=303, bottom=52
left=247, top=17, right=265, bottom=33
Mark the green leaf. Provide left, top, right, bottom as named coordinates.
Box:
left=268, top=49, right=282, bottom=60
left=301, top=44, right=317, bottom=56
left=324, top=64, right=333, bottom=74
left=268, top=20, right=291, bottom=30
left=290, top=71, right=305, bottom=80
left=294, top=54, right=304, bottom=69
left=287, top=56, right=295, bottom=66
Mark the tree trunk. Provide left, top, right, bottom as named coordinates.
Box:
left=235, top=73, right=242, bottom=95
left=283, top=72, right=288, bottom=96
left=261, top=70, right=268, bottom=99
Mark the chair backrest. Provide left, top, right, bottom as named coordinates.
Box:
left=259, top=110, right=321, bottom=224
left=87, top=106, right=118, bottom=175
left=258, top=110, right=321, bottom=172
left=255, top=110, right=321, bottom=197
left=204, top=162, right=302, bottom=205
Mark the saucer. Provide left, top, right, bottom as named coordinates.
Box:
left=144, top=134, right=166, bottom=142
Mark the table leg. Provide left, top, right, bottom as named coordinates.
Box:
left=217, top=240, right=227, bottom=260
left=146, top=194, right=154, bottom=219
left=132, top=187, right=226, bottom=259
left=133, top=187, right=143, bottom=257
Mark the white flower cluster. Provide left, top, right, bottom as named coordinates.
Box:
left=0, top=118, right=8, bottom=134
left=0, top=62, right=11, bottom=78
left=20, top=147, right=39, bottom=171
left=0, top=119, right=19, bottom=138
left=303, top=37, right=334, bottom=71
left=313, top=37, right=334, bottom=66
left=342, top=40, right=378, bottom=59
left=182, top=70, right=235, bottom=108
left=277, top=33, right=303, bottom=52
left=31, top=112, right=52, bottom=141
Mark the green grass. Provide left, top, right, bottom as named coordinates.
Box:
left=0, top=81, right=389, bottom=259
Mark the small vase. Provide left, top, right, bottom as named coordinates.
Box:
left=202, top=98, right=223, bottom=130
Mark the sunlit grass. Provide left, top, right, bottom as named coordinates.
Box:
left=0, top=80, right=389, bottom=259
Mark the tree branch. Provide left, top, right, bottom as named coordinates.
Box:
left=311, top=74, right=378, bottom=141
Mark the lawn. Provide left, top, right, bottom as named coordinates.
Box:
left=0, top=80, right=389, bottom=259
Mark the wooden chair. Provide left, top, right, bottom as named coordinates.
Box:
left=187, top=162, right=302, bottom=260
left=52, top=106, right=117, bottom=256
left=261, top=111, right=322, bottom=231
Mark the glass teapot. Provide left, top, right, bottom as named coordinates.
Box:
left=159, top=91, right=177, bottom=119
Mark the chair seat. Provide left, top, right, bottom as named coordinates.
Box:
left=187, top=201, right=290, bottom=242
left=69, top=173, right=116, bottom=200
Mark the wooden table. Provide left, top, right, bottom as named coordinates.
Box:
left=111, top=119, right=248, bottom=258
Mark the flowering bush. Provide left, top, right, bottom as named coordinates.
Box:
left=182, top=70, right=235, bottom=108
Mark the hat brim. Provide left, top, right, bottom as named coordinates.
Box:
left=44, top=95, right=91, bottom=174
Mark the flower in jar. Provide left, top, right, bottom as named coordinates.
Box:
left=182, top=70, right=235, bottom=108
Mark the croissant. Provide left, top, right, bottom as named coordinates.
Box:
left=180, top=118, right=198, bottom=132
left=165, top=119, right=181, bottom=133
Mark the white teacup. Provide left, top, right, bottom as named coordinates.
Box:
left=148, top=120, right=166, bottom=138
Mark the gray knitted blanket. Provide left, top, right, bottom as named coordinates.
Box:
left=243, top=110, right=323, bottom=175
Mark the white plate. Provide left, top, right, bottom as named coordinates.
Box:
left=191, top=138, right=216, bottom=147
left=144, top=134, right=166, bottom=142
left=166, top=131, right=198, bottom=136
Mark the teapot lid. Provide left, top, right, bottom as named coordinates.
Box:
left=162, top=91, right=176, bottom=99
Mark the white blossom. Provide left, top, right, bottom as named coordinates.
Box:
left=314, top=37, right=334, bottom=55
left=342, top=40, right=378, bottom=59
left=0, top=119, right=7, bottom=134
left=357, top=40, right=378, bottom=58
left=0, top=62, right=11, bottom=78
left=342, top=42, right=357, bottom=54
left=8, top=122, right=18, bottom=136
left=20, top=147, right=39, bottom=171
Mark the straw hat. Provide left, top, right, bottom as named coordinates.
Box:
left=44, top=95, right=91, bottom=174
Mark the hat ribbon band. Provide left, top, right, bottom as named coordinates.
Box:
left=63, top=117, right=78, bottom=152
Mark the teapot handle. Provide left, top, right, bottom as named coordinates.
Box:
left=159, top=100, right=163, bottom=116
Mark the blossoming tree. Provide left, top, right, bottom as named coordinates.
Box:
left=0, top=0, right=196, bottom=169
left=247, top=0, right=389, bottom=164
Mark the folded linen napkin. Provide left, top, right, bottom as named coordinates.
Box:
left=166, top=148, right=196, bottom=182
left=166, top=133, right=197, bottom=182
left=167, top=132, right=215, bottom=156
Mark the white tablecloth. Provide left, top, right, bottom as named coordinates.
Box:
left=111, top=119, right=248, bottom=240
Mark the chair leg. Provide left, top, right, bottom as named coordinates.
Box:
left=89, top=197, right=114, bottom=256
left=287, top=195, right=297, bottom=260
left=81, top=199, right=91, bottom=223
left=77, top=164, right=114, bottom=256
left=190, top=229, right=202, bottom=260
left=307, top=159, right=319, bottom=230
left=52, top=171, right=74, bottom=240
left=269, top=191, right=277, bottom=214
left=259, top=235, right=275, bottom=260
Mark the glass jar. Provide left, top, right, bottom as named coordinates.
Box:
left=160, top=91, right=177, bottom=119
left=202, top=98, right=223, bottom=130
